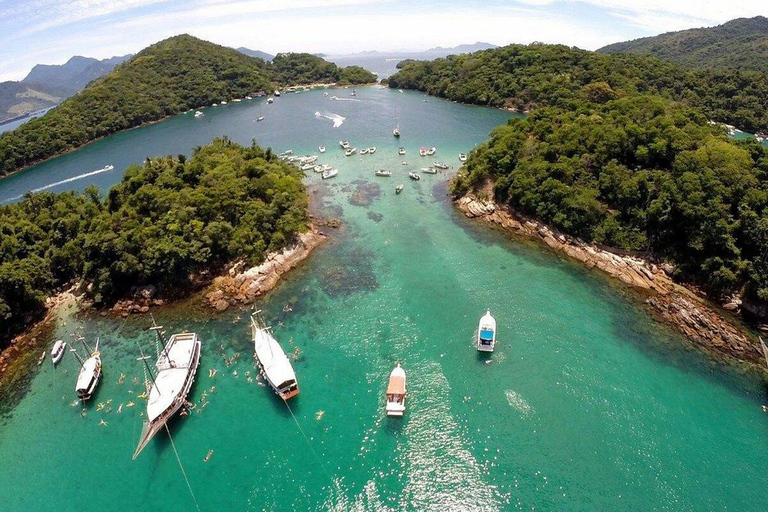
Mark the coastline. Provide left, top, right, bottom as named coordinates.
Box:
left=456, top=194, right=764, bottom=366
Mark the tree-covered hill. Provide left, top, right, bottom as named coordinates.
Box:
left=0, top=138, right=309, bottom=349
left=387, top=43, right=768, bottom=134
left=0, top=36, right=376, bottom=178
left=598, top=16, right=768, bottom=75
left=453, top=96, right=768, bottom=307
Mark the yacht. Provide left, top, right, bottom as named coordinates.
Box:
left=398, top=147, right=406, bottom=155
left=345, top=148, right=357, bottom=156
left=51, top=340, right=66, bottom=364
left=340, top=140, right=351, bottom=149
left=257, top=116, right=264, bottom=122
left=132, top=323, right=201, bottom=459
left=477, top=310, right=497, bottom=352
left=419, top=147, right=428, bottom=157
left=375, top=170, right=392, bottom=177
left=459, top=153, right=467, bottom=162
left=433, top=162, right=449, bottom=169
left=194, top=111, right=204, bottom=117
left=74, top=338, right=102, bottom=401
left=385, top=363, right=406, bottom=417
left=395, top=184, right=404, bottom=194
left=322, top=169, right=339, bottom=179
left=251, top=312, right=299, bottom=400
left=368, top=147, right=376, bottom=154
left=421, top=167, right=437, bottom=174
left=426, top=147, right=436, bottom=156
left=408, top=171, right=420, bottom=181
left=319, top=145, right=326, bottom=153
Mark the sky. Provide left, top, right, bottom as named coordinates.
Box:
left=0, top=0, right=767, bottom=82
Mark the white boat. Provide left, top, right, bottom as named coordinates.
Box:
left=421, top=167, right=437, bottom=174
left=267, top=97, right=274, bottom=104
left=133, top=325, right=201, bottom=459
left=274, top=90, right=281, bottom=96
left=395, top=184, right=404, bottom=194
left=385, top=363, right=406, bottom=417
left=281, top=149, right=293, bottom=156
left=393, top=125, right=401, bottom=137
left=251, top=312, right=299, bottom=400
left=408, top=171, right=420, bottom=181
left=221, top=100, right=227, bottom=105
left=322, top=169, right=339, bottom=179
left=350, top=88, right=357, bottom=97
left=426, top=147, right=436, bottom=156
left=212, top=103, right=218, bottom=107
left=419, top=147, right=427, bottom=157
left=433, top=161, right=449, bottom=169
left=103, top=164, right=115, bottom=171
left=360, top=148, right=370, bottom=155
left=304, top=155, right=318, bottom=164
left=459, top=153, right=467, bottom=162
left=368, top=147, right=376, bottom=154
left=375, top=170, right=392, bottom=177
left=340, top=140, right=351, bottom=149
left=300, top=163, right=316, bottom=171
left=398, top=147, right=406, bottom=155
left=74, top=338, right=102, bottom=401
left=477, top=310, right=497, bottom=352
left=51, top=340, right=66, bottom=364
left=257, top=116, right=264, bottom=121
left=345, top=148, right=357, bottom=156
left=233, top=98, right=242, bottom=102
left=245, top=96, right=253, bottom=100
left=194, top=111, right=204, bottom=117
left=319, top=145, right=326, bottom=153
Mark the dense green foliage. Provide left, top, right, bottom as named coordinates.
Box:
left=0, top=37, right=375, bottom=178
left=387, top=43, right=768, bottom=133
left=338, top=65, right=377, bottom=85
left=599, top=16, right=768, bottom=75
left=0, top=138, right=308, bottom=348
left=453, top=96, right=768, bottom=303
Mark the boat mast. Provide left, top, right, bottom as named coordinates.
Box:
left=150, top=313, right=173, bottom=364
left=135, top=339, right=159, bottom=393
left=76, top=333, right=92, bottom=355
left=69, top=347, right=85, bottom=368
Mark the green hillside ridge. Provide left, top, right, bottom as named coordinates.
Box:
left=0, top=138, right=309, bottom=350
left=598, top=16, right=768, bottom=75
left=386, top=43, right=768, bottom=134
left=0, top=35, right=375, bottom=178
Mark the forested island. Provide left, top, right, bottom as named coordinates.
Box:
left=0, top=138, right=309, bottom=349
left=0, top=35, right=375, bottom=178
left=387, top=43, right=768, bottom=134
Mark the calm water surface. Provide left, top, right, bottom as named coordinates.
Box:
left=0, top=87, right=767, bottom=511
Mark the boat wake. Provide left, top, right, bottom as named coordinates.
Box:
left=504, top=389, right=532, bottom=416
left=1, top=164, right=116, bottom=203
left=314, top=111, right=346, bottom=128
left=329, top=96, right=361, bottom=103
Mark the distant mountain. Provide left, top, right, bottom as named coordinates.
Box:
left=424, top=42, right=498, bottom=54
left=0, top=54, right=132, bottom=123
left=598, top=16, right=768, bottom=74
left=235, top=47, right=274, bottom=61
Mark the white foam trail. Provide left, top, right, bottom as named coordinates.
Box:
left=1, top=165, right=116, bottom=203
left=314, top=111, right=346, bottom=128
left=329, top=96, right=362, bottom=102
left=505, top=389, right=532, bottom=416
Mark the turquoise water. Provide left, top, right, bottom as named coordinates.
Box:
left=1, top=87, right=768, bottom=511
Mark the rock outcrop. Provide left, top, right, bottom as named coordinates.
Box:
left=456, top=194, right=763, bottom=365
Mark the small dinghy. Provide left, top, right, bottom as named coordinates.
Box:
left=322, top=169, right=339, bottom=179
left=319, top=145, right=326, bottom=153
left=51, top=340, right=66, bottom=364
left=395, top=184, right=404, bottom=194
left=385, top=363, right=406, bottom=417
left=477, top=310, right=497, bottom=352
left=375, top=170, right=392, bottom=177
left=419, top=147, right=427, bottom=157
left=398, top=147, right=406, bottom=155
left=459, top=153, right=467, bottom=162
left=408, top=171, right=421, bottom=181
left=345, top=148, right=357, bottom=156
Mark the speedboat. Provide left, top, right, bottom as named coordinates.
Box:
left=274, top=90, right=281, bottom=96
left=421, top=167, right=437, bottom=174
left=300, top=163, right=316, bottom=171
left=459, top=153, right=467, bottom=162
left=426, top=147, right=436, bottom=156
left=398, top=147, right=406, bottom=155
left=220, top=100, right=227, bottom=105
left=340, top=140, right=351, bottom=149
left=385, top=363, right=406, bottom=417
left=322, top=169, right=339, bottom=179
left=251, top=312, right=299, bottom=401
left=194, top=111, right=204, bottom=117
left=368, top=147, right=376, bottom=154
left=319, top=145, right=326, bottom=153
left=257, top=116, right=264, bottom=121
left=395, top=184, right=404, bottom=194
left=212, top=103, right=218, bottom=107
left=419, top=147, right=427, bottom=157
left=74, top=338, right=102, bottom=401
left=477, top=310, right=497, bottom=352
left=133, top=324, right=201, bottom=459
left=245, top=96, right=253, bottom=100
left=375, top=170, right=392, bottom=177
left=51, top=340, right=66, bottom=364
left=267, top=97, right=274, bottom=104
left=304, top=155, right=318, bottom=164
left=433, top=161, right=449, bottom=169
left=408, top=171, right=420, bottom=181
left=345, top=148, right=357, bottom=156
left=233, top=98, right=242, bottom=102
left=103, top=164, right=114, bottom=171
left=393, top=126, right=401, bottom=137
left=360, top=148, right=370, bottom=155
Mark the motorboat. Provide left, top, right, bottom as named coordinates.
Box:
left=368, top=147, right=376, bottom=154
left=251, top=312, right=299, bottom=400
left=426, top=147, right=436, bottom=156
left=459, top=153, right=467, bottom=162
left=300, top=163, right=316, bottom=171
left=419, top=147, right=427, bottom=157
left=267, top=97, right=274, bottom=104
left=319, top=145, right=326, bottom=153
left=103, top=164, right=115, bottom=171
left=133, top=323, right=201, bottom=459
left=393, top=125, right=401, bottom=137
left=194, top=111, right=204, bottom=117
left=398, top=147, right=406, bottom=155
left=385, top=363, right=406, bottom=417
left=257, top=116, right=264, bottom=121
left=421, top=167, right=437, bottom=174
left=477, top=310, right=497, bottom=352
left=220, top=100, right=227, bottom=105
left=51, top=340, right=66, bottom=364
left=395, top=184, right=404, bottom=194
left=274, top=90, right=281, bottom=96
left=433, top=161, right=449, bottom=169
left=245, top=96, right=253, bottom=100
left=360, top=148, right=370, bottom=155
left=322, top=169, right=339, bottom=179
left=408, top=171, right=420, bottom=181
left=345, top=148, right=357, bottom=156
left=340, top=140, right=351, bottom=149
left=375, top=170, right=392, bottom=177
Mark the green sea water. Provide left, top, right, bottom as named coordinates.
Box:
left=1, top=87, right=767, bottom=511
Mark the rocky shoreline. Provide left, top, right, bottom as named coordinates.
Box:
left=456, top=194, right=763, bottom=365
left=204, top=228, right=326, bottom=311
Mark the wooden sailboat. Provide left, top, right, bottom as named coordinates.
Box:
left=73, top=336, right=102, bottom=401
left=251, top=311, right=299, bottom=400
left=133, top=319, right=201, bottom=460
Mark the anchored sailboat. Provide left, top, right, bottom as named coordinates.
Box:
left=73, top=336, right=101, bottom=401
left=133, top=319, right=201, bottom=460
left=251, top=311, right=299, bottom=400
